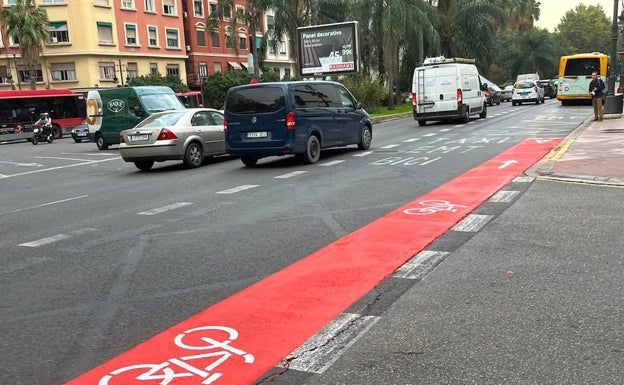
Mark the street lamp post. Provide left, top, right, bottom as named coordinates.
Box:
left=619, top=0, right=624, bottom=93
left=604, top=0, right=623, bottom=115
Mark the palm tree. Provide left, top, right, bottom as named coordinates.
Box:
left=498, top=0, right=541, bottom=32
left=1, top=0, right=49, bottom=90
left=498, top=28, right=560, bottom=79
left=435, top=0, right=506, bottom=70
left=350, top=0, right=437, bottom=109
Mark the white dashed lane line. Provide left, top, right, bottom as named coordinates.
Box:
left=352, top=151, right=373, bottom=157
left=318, top=160, right=345, bottom=167
left=138, top=202, right=193, bottom=216
left=216, top=185, right=259, bottom=194
left=275, top=171, right=308, bottom=179
left=19, top=234, right=71, bottom=247
left=380, top=144, right=400, bottom=149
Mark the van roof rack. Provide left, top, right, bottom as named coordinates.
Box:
left=422, top=56, right=476, bottom=66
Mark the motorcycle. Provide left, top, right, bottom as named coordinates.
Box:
left=31, top=123, right=54, bottom=145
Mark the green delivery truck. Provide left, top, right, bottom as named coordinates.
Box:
left=86, top=86, right=185, bottom=150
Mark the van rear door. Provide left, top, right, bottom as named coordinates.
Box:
left=414, top=66, right=458, bottom=115
left=224, top=85, right=288, bottom=151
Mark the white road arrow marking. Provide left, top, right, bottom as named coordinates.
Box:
left=499, top=160, right=518, bottom=169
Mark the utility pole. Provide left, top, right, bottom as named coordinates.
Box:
left=604, top=0, right=623, bottom=115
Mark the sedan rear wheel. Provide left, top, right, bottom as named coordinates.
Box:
left=183, top=142, right=203, bottom=168
left=134, top=161, right=154, bottom=171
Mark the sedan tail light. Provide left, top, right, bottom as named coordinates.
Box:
left=157, top=128, right=178, bottom=141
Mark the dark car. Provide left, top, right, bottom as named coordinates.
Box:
left=538, top=79, right=557, bottom=98
left=70, top=120, right=89, bottom=143
left=484, top=86, right=501, bottom=106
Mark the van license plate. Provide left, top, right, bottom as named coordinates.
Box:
left=129, top=134, right=149, bottom=142
left=247, top=131, right=268, bottom=138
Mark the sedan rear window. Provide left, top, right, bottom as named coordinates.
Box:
left=515, top=81, right=535, bottom=89
left=137, top=112, right=185, bottom=127
left=226, top=86, right=286, bottom=114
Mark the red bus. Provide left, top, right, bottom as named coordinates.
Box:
left=176, top=91, right=203, bottom=108
left=0, top=89, right=86, bottom=140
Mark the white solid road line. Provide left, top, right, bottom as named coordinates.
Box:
left=19, top=234, right=71, bottom=247
left=2, top=195, right=88, bottom=216
left=0, top=157, right=121, bottom=179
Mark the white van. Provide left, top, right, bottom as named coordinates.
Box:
left=411, top=56, right=487, bottom=126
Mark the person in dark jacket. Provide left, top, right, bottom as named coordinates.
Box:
left=589, top=71, right=605, bottom=121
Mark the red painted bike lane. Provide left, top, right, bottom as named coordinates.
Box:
left=68, top=138, right=561, bottom=385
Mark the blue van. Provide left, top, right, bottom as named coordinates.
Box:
left=223, top=81, right=372, bottom=166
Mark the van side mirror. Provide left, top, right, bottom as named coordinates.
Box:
left=133, top=106, right=144, bottom=117
left=481, top=83, right=488, bottom=91
left=355, top=101, right=362, bottom=109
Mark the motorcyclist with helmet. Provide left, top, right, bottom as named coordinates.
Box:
left=32, top=112, right=54, bottom=144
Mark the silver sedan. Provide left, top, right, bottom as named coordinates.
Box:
left=119, top=108, right=226, bottom=171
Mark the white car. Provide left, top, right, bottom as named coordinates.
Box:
left=119, top=108, right=226, bottom=171
left=511, top=80, right=545, bottom=106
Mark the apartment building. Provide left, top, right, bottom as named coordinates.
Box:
left=0, top=0, right=296, bottom=92
left=0, top=0, right=187, bottom=91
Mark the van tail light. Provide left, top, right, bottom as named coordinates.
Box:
left=286, top=111, right=295, bottom=130
left=457, top=89, right=463, bottom=105
left=411, top=92, right=417, bottom=105
left=157, top=128, right=178, bottom=141
left=223, top=118, right=228, bottom=135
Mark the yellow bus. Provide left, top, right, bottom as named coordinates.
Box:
left=557, top=52, right=608, bottom=105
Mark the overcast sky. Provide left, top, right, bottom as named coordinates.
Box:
left=535, top=0, right=615, bottom=31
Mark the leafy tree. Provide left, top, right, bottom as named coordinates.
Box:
left=339, top=73, right=387, bottom=113
left=1, top=0, right=49, bottom=90
left=556, top=4, right=611, bottom=55
left=496, top=28, right=562, bottom=80
left=127, top=74, right=190, bottom=93
left=435, top=0, right=506, bottom=70
left=202, top=71, right=252, bottom=109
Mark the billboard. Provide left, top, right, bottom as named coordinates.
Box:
left=297, top=21, right=359, bottom=76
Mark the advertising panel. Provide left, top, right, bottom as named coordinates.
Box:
left=297, top=21, right=359, bottom=76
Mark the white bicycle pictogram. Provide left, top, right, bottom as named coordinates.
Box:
left=98, top=326, right=255, bottom=385
left=403, top=200, right=467, bottom=215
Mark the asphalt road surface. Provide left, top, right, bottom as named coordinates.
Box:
left=1, top=100, right=592, bottom=385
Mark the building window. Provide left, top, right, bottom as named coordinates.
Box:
left=214, top=62, right=221, bottom=73
left=9, top=34, right=19, bottom=46
left=198, top=62, right=207, bottom=77
left=222, top=4, right=231, bottom=20
left=93, top=0, right=109, bottom=6
left=163, top=0, right=176, bottom=15
left=238, top=35, right=246, bottom=50
left=121, top=0, right=134, bottom=9
left=224, top=27, right=233, bottom=49
left=209, top=1, right=217, bottom=15
left=144, top=0, right=154, bottom=12
left=284, top=68, right=291, bottom=79
left=147, top=26, right=158, bottom=46
left=235, top=6, right=244, bottom=23
left=126, top=62, right=138, bottom=79
left=193, top=0, right=203, bottom=17
left=18, top=69, right=43, bottom=83
left=196, top=27, right=206, bottom=47
left=125, top=24, right=138, bottom=45
left=97, top=22, right=114, bottom=44
left=48, top=21, right=69, bottom=44
left=210, top=28, right=220, bottom=48
left=50, top=62, right=76, bottom=81
left=99, top=62, right=116, bottom=81
left=165, top=29, right=179, bottom=48
left=41, top=0, right=64, bottom=4
left=4, top=0, right=17, bottom=4
left=279, top=41, right=286, bottom=55
left=150, top=63, right=158, bottom=76
left=166, top=64, right=180, bottom=77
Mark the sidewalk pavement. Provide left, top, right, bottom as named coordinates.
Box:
left=528, top=115, right=624, bottom=186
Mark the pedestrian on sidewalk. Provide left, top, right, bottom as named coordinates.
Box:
left=589, top=71, right=605, bottom=121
